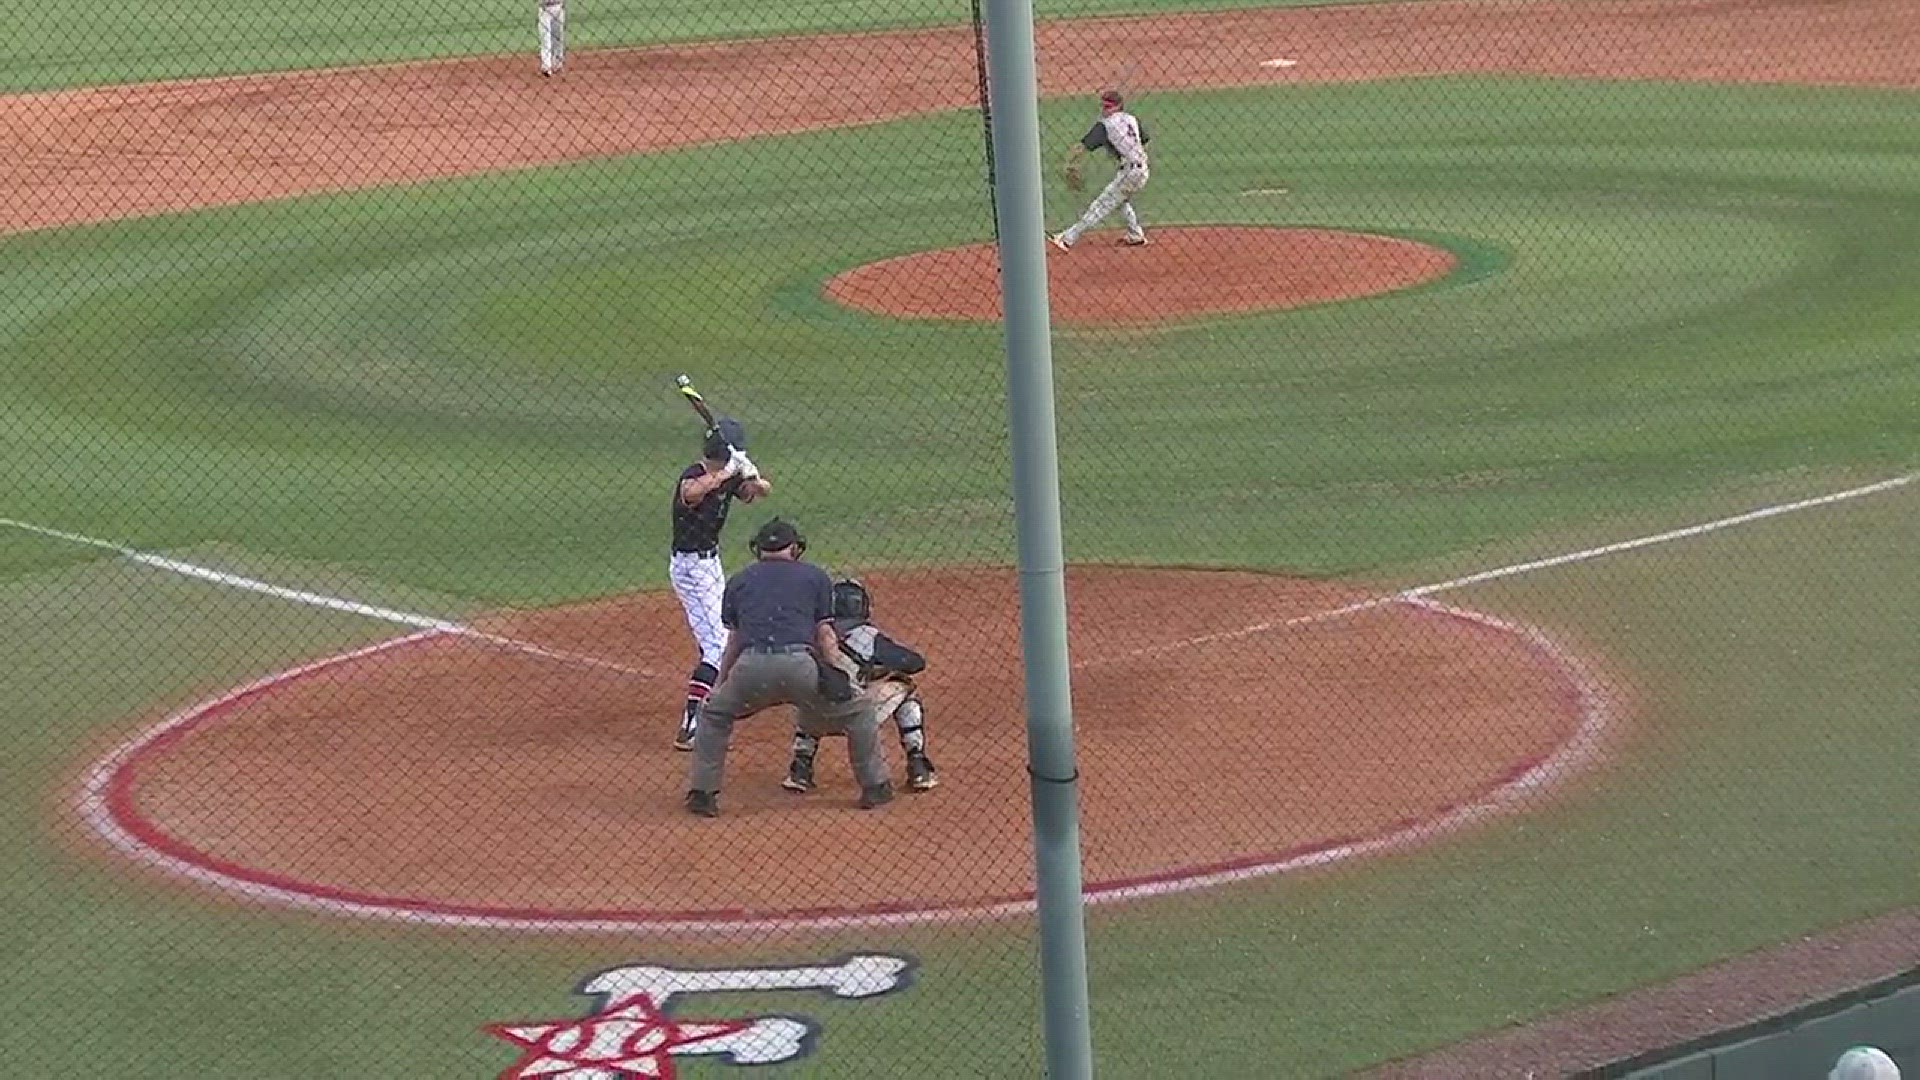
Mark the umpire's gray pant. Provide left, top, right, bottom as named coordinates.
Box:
left=688, top=645, right=887, bottom=793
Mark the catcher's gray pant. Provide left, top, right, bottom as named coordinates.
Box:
left=794, top=679, right=923, bottom=757
left=1062, top=163, right=1148, bottom=244
left=689, top=647, right=887, bottom=794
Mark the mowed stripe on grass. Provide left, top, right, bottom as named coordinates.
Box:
left=2, top=0, right=1917, bottom=234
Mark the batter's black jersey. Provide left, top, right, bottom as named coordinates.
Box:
left=671, top=462, right=744, bottom=554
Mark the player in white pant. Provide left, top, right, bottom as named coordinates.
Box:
left=1052, top=89, right=1151, bottom=250
left=670, top=416, right=770, bottom=750
left=538, top=0, right=566, bottom=76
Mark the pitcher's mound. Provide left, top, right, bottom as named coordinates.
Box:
left=824, top=226, right=1456, bottom=326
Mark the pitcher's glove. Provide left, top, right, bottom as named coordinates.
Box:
left=1064, top=164, right=1084, bottom=192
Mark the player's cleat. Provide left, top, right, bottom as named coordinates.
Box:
left=684, top=789, right=720, bottom=818
left=858, top=782, right=895, bottom=809
left=1050, top=233, right=1072, bottom=252
left=673, top=703, right=699, bottom=751
left=1122, top=234, right=1148, bottom=246
left=906, top=752, right=939, bottom=791
left=782, top=756, right=816, bottom=793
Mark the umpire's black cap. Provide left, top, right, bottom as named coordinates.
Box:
left=749, top=517, right=805, bottom=556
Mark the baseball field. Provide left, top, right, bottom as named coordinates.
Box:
left=4, top=0, right=1918, bottom=1075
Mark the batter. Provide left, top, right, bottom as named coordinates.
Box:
left=670, top=416, right=770, bottom=750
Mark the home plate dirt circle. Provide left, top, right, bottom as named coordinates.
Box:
left=92, top=567, right=1604, bottom=932
left=823, top=226, right=1458, bottom=326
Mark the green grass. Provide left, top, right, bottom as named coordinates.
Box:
left=2, top=80, right=1916, bottom=602
left=4, top=78, right=1919, bottom=1076
left=9, top=0, right=1419, bottom=92
left=3, top=484, right=1913, bottom=1076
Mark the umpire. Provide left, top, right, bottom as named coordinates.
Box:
left=685, top=518, right=893, bottom=817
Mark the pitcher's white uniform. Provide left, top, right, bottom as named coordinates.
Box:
left=538, top=0, right=566, bottom=76
left=1055, top=92, right=1151, bottom=248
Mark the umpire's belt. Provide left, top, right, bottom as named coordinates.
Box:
left=743, top=643, right=813, bottom=654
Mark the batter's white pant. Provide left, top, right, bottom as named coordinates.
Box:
left=669, top=552, right=728, bottom=669
left=538, top=2, right=566, bottom=73
left=1062, top=163, right=1148, bottom=244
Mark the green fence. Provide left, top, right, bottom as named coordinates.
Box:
left=5, top=0, right=1918, bottom=1074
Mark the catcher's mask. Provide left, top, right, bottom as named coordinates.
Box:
left=702, top=416, right=747, bottom=460
left=831, top=578, right=871, bottom=623
left=749, top=517, right=806, bottom=558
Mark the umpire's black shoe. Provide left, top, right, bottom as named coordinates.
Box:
left=906, top=752, right=939, bottom=791
left=684, top=789, right=720, bottom=818
left=857, top=782, right=895, bottom=809
left=782, top=756, right=816, bottom=793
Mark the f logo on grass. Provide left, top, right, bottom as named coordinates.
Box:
left=486, top=953, right=916, bottom=1078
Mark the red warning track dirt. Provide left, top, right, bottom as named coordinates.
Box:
left=825, top=227, right=1456, bottom=325
left=2, top=0, right=1916, bottom=236
left=104, top=568, right=1599, bottom=927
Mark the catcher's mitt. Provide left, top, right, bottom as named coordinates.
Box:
left=814, top=651, right=858, bottom=703
left=1064, top=164, right=1084, bottom=192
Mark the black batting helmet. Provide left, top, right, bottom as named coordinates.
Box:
left=831, top=578, right=871, bottom=623
left=748, top=517, right=805, bottom=557
left=702, top=416, right=746, bottom=460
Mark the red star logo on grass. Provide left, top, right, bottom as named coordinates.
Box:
left=487, top=992, right=752, bottom=1079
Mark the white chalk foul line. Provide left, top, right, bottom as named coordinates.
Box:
left=52, top=471, right=1910, bottom=934
left=74, top=592, right=1613, bottom=933
left=0, top=517, right=659, bottom=680
left=1398, top=473, right=1914, bottom=598
left=1085, top=473, right=1916, bottom=669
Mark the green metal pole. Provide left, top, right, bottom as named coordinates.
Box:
left=977, top=0, right=1096, bottom=1075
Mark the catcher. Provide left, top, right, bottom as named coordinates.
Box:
left=783, top=578, right=939, bottom=794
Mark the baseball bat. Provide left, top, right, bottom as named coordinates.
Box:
left=674, top=374, right=718, bottom=428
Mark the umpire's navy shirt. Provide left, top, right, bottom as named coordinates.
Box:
left=721, top=559, right=834, bottom=648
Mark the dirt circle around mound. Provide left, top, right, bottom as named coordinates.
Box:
left=823, top=227, right=1459, bottom=326
left=90, top=566, right=1606, bottom=932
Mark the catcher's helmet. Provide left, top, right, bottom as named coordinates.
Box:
left=831, top=578, right=871, bottom=623
left=748, top=517, right=805, bottom=557
left=702, top=416, right=746, bottom=460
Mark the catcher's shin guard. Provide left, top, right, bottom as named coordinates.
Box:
left=783, top=732, right=821, bottom=792
left=893, top=697, right=937, bottom=789
left=894, top=696, right=927, bottom=754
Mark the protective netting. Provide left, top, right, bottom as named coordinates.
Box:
left=2, top=0, right=1917, bottom=1076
